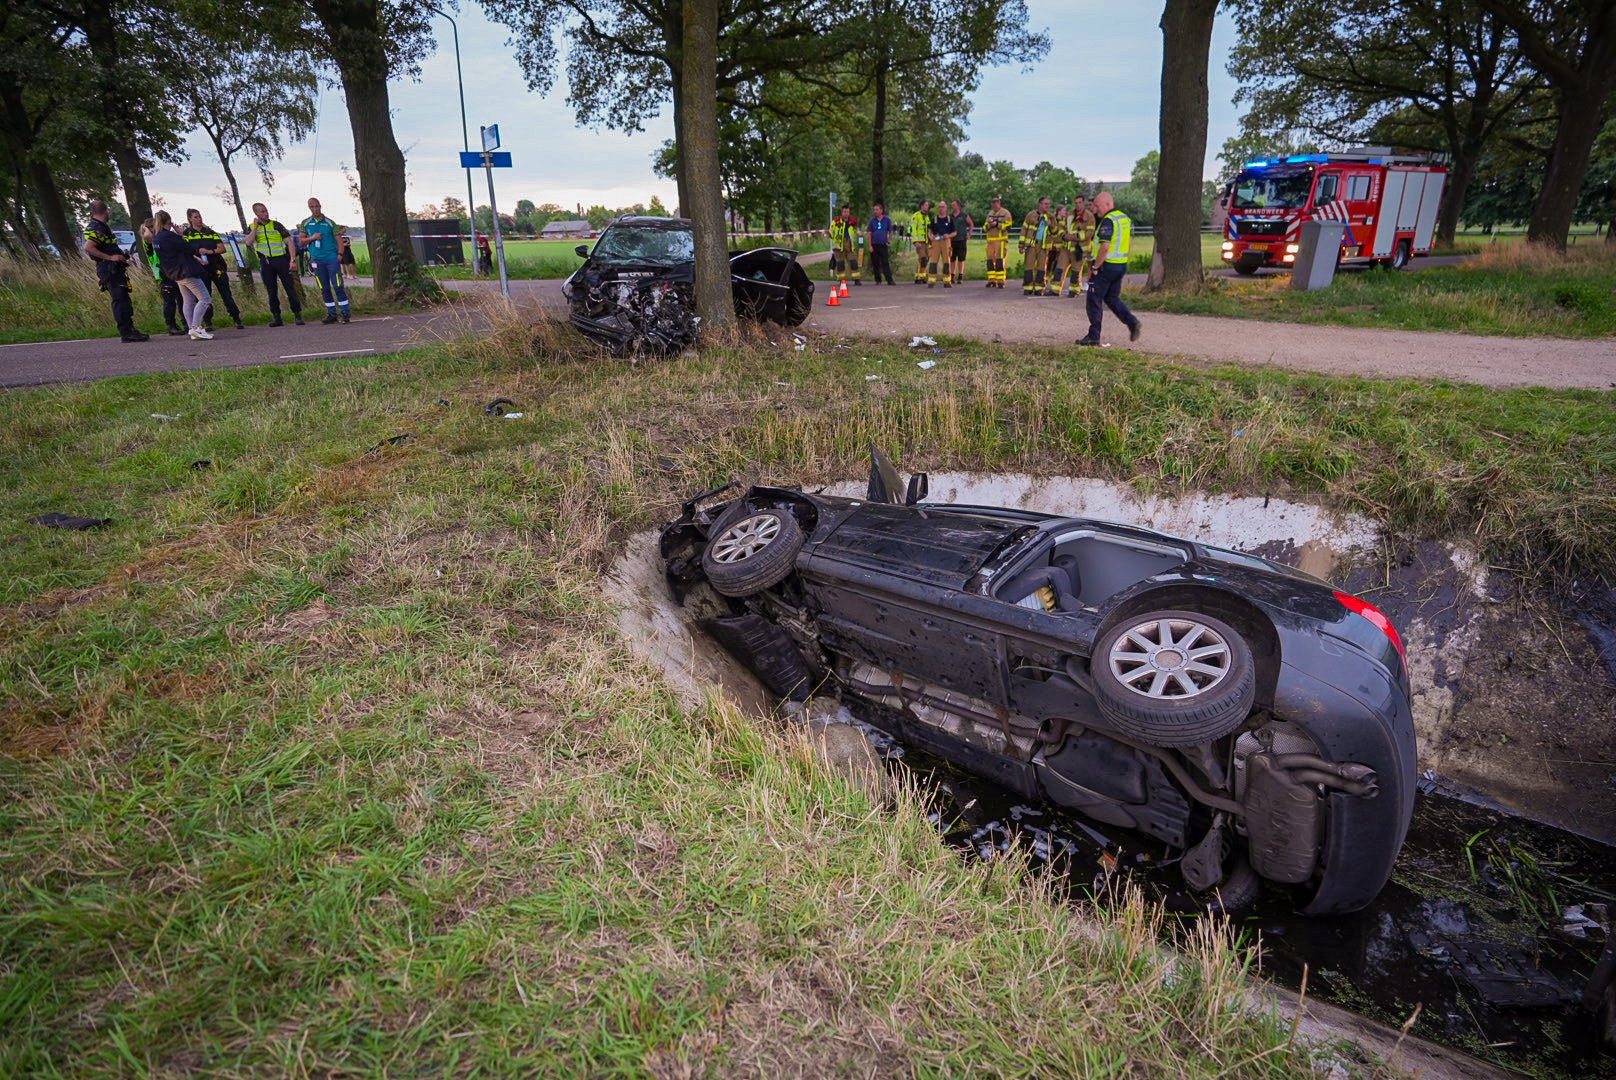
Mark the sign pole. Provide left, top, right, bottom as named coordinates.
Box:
left=480, top=125, right=511, bottom=300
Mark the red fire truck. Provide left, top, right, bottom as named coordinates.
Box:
left=1221, top=152, right=1447, bottom=275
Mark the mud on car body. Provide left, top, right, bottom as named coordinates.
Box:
left=661, top=450, right=1417, bottom=916
left=562, top=216, right=814, bottom=354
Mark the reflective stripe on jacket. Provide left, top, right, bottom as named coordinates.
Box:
left=248, top=220, right=291, bottom=258
left=1101, top=209, right=1132, bottom=263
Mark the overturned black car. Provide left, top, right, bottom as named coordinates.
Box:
left=562, top=216, right=814, bottom=353
left=661, top=450, right=1418, bottom=916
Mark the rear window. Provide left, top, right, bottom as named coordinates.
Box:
left=592, top=225, right=693, bottom=265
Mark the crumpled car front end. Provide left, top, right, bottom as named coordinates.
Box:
left=569, top=267, right=700, bottom=355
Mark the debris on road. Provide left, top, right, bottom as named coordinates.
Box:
left=485, top=398, right=517, bottom=417
left=150, top=413, right=181, bottom=421
left=908, top=335, right=937, bottom=347
left=28, top=513, right=110, bottom=530
left=916, top=360, right=937, bottom=370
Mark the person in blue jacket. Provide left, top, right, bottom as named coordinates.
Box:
left=297, top=196, right=351, bottom=324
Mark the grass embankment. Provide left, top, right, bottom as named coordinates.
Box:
left=2, top=326, right=1611, bottom=1074
left=0, top=258, right=393, bottom=346
left=1130, top=241, right=1616, bottom=339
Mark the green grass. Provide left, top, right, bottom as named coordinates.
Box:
left=353, top=233, right=834, bottom=280
left=0, top=259, right=395, bottom=345
left=1130, top=239, right=1616, bottom=339
left=1, top=328, right=1610, bottom=1074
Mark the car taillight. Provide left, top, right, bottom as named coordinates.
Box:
left=1334, top=591, right=1406, bottom=667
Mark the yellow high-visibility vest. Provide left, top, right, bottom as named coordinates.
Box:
left=909, top=209, right=930, bottom=240
left=1102, top=209, right=1132, bottom=263
left=247, top=220, right=291, bottom=258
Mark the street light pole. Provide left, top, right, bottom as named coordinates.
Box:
left=428, top=4, right=480, bottom=274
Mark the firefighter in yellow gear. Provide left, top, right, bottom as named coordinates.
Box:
left=981, top=196, right=1012, bottom=288
left=830, top=206, right=862, bottom=285
left=1019, top=197, right=1052, bottom=295
left=1063, top=195, right=1099, bottom=297
left=909, top=199, right=932, bottom=284
left=1044, top=205, right=1072, bottom=296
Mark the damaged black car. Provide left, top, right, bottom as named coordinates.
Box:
left=562, top=216, right=815, bottom=353
left=661, top=449, right=1418, bottom=916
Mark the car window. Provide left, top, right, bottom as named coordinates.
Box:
left=593, top=225, right=694, bottom=265
left=1346, top=175, right=1371, bottom=201
left=1313, top=174, right=1339, bottom=204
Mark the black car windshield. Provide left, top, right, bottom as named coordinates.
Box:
left=593, top=225, right=694, bottom=265
left=1231, top=169, right=1314, bottom=210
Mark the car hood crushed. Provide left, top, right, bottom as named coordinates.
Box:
left=563, top=216, right=814, bottom=354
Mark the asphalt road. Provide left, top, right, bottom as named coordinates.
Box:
left=6, top=254, right=1611, bottom=392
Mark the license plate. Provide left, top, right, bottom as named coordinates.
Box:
left=1250, top=243, right=1270, bottom=252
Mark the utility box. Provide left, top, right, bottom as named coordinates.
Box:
left=408, top=219, right=465, bottom=265
left=1290, top=219, right=1346, bottom=291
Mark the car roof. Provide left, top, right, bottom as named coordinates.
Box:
left=609, top=216, right=690, bottom=230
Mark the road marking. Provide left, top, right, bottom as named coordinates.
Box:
left=277, top=348, right=376, bottom=359
left=847, top=304, right=904, bottom=311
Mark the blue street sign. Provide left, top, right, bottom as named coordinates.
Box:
left=482, top=124, right=501, bottom=151
left=460, top=151, right=512, bottom=168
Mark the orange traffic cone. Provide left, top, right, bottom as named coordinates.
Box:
left=839, top=279, right=850, bottom=298
left=825, top=286, right=840, bottom=307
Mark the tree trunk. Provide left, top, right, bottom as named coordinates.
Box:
left=871, top=50, right=889, bottom=207
left=25, top=159, right=78, bottom=254
left=1437, top=149, right=1476, bottom=248
left=1528, top=88, right=1607, bottom=250
left=306, top=1, right=424, bottom=294
left=670, top=65, right=690, bottom=217
left=680, top=0, right=734, bottom=330
left=79, top=3, right=151, bottom=250
left=216, top=138, right=250, bottom=233
left=1148, top=0, right=1218, bottom=292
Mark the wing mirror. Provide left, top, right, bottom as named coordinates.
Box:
left=905, top=472, right=929, bottom=506
left=574, top=244, right=589, bottom=258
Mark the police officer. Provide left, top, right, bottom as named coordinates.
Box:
left=139, top=220, right=186, bottom=335
left=183, top=209, right=245, bottom=330
left=1019, top=196, right=1052, bottom=296
left=909, top=198, right=932, bottom=284
left=82, top=200, right=148, bottom=342
left=245, top=202, right=304, bottom=326
left=981, top=196, right=1012, bottom=288
left=1078, top=191, right=1142, bottom=345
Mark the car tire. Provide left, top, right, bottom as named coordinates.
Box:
left=1233, top=262, right=1259, bottom=276
left=701, top=506, right=805, bottom=597
left=1389, top=239, right=1411, bottom=270
left=1092, top=609, right=1256, bottom=746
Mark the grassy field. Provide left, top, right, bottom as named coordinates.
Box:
left=354, top=234, right=834, bottom=280
left=0, top=259, right=391, bottom=345
left=1, top=317, right=1612, bottom=1074
left=1127, top=241, right=1616, bottom=339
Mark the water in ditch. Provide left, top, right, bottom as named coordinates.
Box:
left=847, top=709, right=1616, bottom=1079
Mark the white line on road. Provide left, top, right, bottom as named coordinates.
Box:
left=277, top=348, right=377, bottom=359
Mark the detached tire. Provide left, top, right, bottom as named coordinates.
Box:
left=1093, top=609, right=1256, bottom=747
left=701, top=506, right=804, bottom=597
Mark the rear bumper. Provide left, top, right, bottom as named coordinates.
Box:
left=1273, top=661, right=1417, bottom=915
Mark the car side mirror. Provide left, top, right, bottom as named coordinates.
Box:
left=574, top=245, right=589, bottom=258
left=905, top=472, right=929, bottom=506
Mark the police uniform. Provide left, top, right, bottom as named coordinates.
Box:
left=1081, top=207, right=1141, bottom=344
left=84, top=219, right=145, bottom=341
left=183, top=222, right=244, bottom=328
left=982, top=203, right=1012, bottom=288
left=1066, top=205, right=1098, bottom=296
left=909, top=204, right=931, bottom=284
left=247, top=216, right=304, bottom=324
left=142, top=243, right=185, bottom=334
left=1019, top=207, right=1051, bottom=295
left=830, top=213, right=861, bottom=284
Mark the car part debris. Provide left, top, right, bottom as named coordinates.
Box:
left=150, top=412, right=181, bottom=421
left=28, top=513, right=110, bottom=530
left=189, top=460, right=211, bottom=471
left=484, top=398, right=516, bottom=417
left=367, top=433, right=411, bottom=454
left=916, top=360, right=937, bottom=370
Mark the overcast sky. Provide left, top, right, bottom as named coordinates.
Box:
left=143, top=1, right=1245, bottom=227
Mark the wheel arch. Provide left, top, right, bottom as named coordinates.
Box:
left=1098, top=584, right=1282, bottom=710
